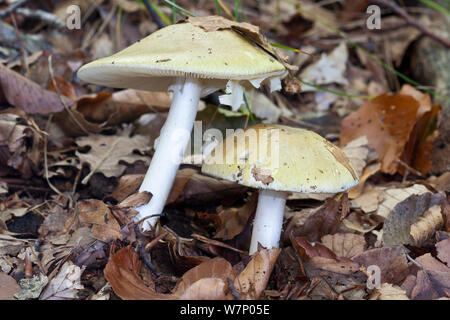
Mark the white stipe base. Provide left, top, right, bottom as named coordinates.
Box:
left=249, top=189, right=287, bottom=255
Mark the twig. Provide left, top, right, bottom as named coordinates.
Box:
left=191, top=233, right=245, bottom=253
left=139, top=244, right=161, bottom=276
left=48, top=54, right=88, bottom=135
left=15, top=8, right=66, bottom=29
left=397, top=159, right=424, bottom=178
left=9, top=12, right=28, bottom=76
left=373, top=0, right=450, bottom=49
left=81, top=137, right=124, bottom=185
left=0, top=0, right=31, bottom=19
left=144, top=230, right=168, bottom=251
left=43, top=115, right=66, bottom=198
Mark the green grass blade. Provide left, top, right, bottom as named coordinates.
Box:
left=242, top=92, right=256, bottom=124
left=418, top=0, right=450, bottom=16
left=145, top=0, right=171, bottom=25
left=234, top=0, right=240, bottom=21
left=171, top=0, right=177, bottom=23
left=214, top=0, right=221, bottom=15
left=163, top=0, right=196, bottom=17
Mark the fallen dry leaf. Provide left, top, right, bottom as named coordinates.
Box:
left=373, top=283, right=409, bottom=300
left=0, top=112, right=43, bottom=179
left=40, top=261, right=84, bottom=300
left=287, top=194, right=349, bottom=242
left=436, top=239, right=450, bottom=266
left=0, top=64, right=74, bottom=114
left=167, top=168, right=246, bottom=206
left=0, top=272, right=21, bottom=300
left=300, top=42, right=348, bottom=90
left=78, top=199, right=122, bottom=242
left=173, top=257, right=234, bottom=300
left=214, top=193, right=257, bottom=240
left=234, top=248, right=280, bottom=300
left=376, top=184, right=430, bottom=219
left=352, top=246, right=409, bottom=285
left=382, top=192, right=445, bottom=246
left=104, top=245, right=169, bottom=300
left=111, top=174, right=145, bottom=202
left=75, top=129, right=150, bottom=182
left=340, top=85, right=432, bottom=174
left=75, top=89, right=170, bottom=128
left=321, top=233, right=366, bottom=258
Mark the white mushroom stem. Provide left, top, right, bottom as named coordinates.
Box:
left=135, top=77, right=202, bottom=230
left=249, top=189, right=287, bottom=255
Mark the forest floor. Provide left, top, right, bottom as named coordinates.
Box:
left=0, top=0, right=449, bottom=301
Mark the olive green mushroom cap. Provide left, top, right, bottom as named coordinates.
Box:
left=77, top=22, right=287, bottom=93
left=201, top=124, right=359, bottom=193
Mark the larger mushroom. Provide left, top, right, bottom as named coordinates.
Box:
left=202, top=124, right=359, bottom=254
left=77, top=19, right=288, bottom=230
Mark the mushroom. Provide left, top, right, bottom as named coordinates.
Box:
left=201, top=124, right=359, bottom=254
left=77, top=19, right=288, bottom=230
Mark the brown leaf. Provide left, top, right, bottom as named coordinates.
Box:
left=76, top=90, right=170, bottom=128
left=234, top=248, right=280, bottom=300
left=291, top=236, right=338, bottom=261
left=40, top=261, right=84, bottom=300
left=116, top=191, right=152, bottom=209
left=428, top=172, right=450, bottom=193
left=173, top=257, right=234, bottom=300
left=167, top=168, right=247, bottom=205
left=320, top=233, right=366, bottom=258
left=215, top=193, right=257, bottom=240
left=352, top=246, right=409, bottom=285
left=75, top=129, right=150, bottom=181
left=377, top=184, right=429, bottom=219
left=436, top=239, right=450, bottom=266
left=78, top=199, right=122, bottom=242
left=288, top=194, right=349, bottom=242
left=111, top=174, right=144, bottom=202
left=340, top=85, right=430, bottom=174
left=104, top=245, right=170, bottom=300
left=382, top=192, right=445, bottom=246
left=0, top=64, right=74, bottom=114
left=0, top=272, right=21, bottom=300
left=414, top=253, right=450, bottom=298
left=0, top=112, right=44, bottom=178
left=401, top=104, right=441, bottom=175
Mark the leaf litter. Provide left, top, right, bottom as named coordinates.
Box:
left=0, top=0, right=448, bottom=301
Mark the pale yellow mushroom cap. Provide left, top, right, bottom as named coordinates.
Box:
left=77, top=22, right=287, bottom=92
left=201, top=124, right=359, bottom=193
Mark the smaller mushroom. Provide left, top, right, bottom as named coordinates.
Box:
left=202, top=124, right=359, bottom=254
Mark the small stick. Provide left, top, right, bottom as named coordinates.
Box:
left=396, top=159, right=424, bottom=178
left=9, top=12, right=28, bottom=76
left=0, top=0, right=31, bottom=19
left=373, top=0, right=450, bottom=49
left=139, top=244, right=161, bottom=276
left=144, top=230, right=168, bottom=251
left=81, top=137, right=124, bottom=185
left=15, top=8, right=65, bottom=29
left=48, top=55, right=88, bottom=134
